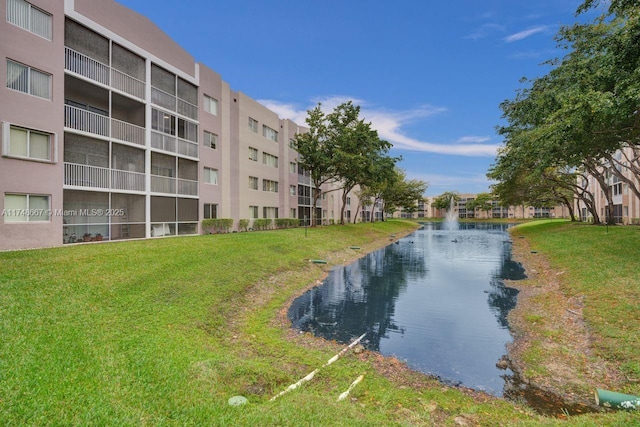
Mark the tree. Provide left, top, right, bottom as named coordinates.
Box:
left=431, top=192, right=460, bottom=211
left=380, top=169, right=427, bottom=219
left=292, top=104, right=339, bottom=227
left=466, top=192, right=494, bottom=215
left=329, top=102, right=395, bottom=225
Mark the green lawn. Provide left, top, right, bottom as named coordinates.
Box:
left=0, top=220, right=637, bottom=426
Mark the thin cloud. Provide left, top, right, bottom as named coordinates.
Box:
left=456, top=136, right=491, bottom=144
left=464, top=23, right=506, bottom=41
left=504, top=25, right=550, bottom=42
left=257, top=96, right=500, bottom=157
left=411, top=172, right=494, bottom=195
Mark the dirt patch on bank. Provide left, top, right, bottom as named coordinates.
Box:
left=505, top=231, right=625, bottom=411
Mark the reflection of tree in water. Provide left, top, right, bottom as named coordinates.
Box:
left=486, top=241, right=525, bottom=328
left=288, top=240, right=427, bottom=351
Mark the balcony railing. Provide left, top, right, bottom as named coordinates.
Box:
left=177, top=137, right=198, bottom=158
left=65, top=47, right=109, bottom=85
left=65, top=47, right=146, bottom=100
left=151, top=131, right=198, bottom=158
left=151, top=86, right=176, bottom=111
left=177, top=98, right=198, bottom=120
left=111, top=68, right=145, bottom=100
left=150, top=175, right=198, bottom=196
left=65, top=105, right=109, bottom=137
left=64, top=163, right=145, bottom=192
left=151, top=86, right=198, bottom=121
left=178, top=178, right=198, bottom=196
left=65, top=105, right=145, bottom=146
left=111, top=118, right=145, bottom=146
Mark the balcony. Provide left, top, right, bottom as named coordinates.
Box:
left=65, top=47, right=146, bottom=100
left=151, top=175, right=198, bottom=196
left=64, top=163, right=145, bottom=192
left=151, top=131, right=198, bottom=158
left=151, top=86, right=198, bottom=121
left=65, top=105, right=145, bottom=146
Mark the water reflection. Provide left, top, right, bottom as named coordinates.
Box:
left=288, top=222, right=525, bottom=396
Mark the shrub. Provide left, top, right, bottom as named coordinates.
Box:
left=202, top=218, right=234, bottom=234
left=238, top=219, right=249, bottom=231
left=252, top=219, right=273, bottom=231
left=275, top=218, right=299, bottom=229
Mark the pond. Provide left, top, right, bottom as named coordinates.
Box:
left=288, top=222, right=525, bottom=397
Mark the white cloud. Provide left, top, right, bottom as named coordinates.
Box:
left=504, top=25, right=550, bottom=42
left=257, top=96, right=500, bottom=157
left=455, top=136, right=491, bottom=144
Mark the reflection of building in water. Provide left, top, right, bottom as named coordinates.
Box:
left=289, top=240, right=428, bottom=351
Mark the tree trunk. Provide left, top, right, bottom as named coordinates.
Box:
left=585, top=162, right=615, bottom=225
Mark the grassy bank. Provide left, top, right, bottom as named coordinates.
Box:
left=1, top=219, right=636, bottom=425
left=508, top=220, right=640, bottom=425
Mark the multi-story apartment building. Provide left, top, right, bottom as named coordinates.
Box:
left=576, top=147, right=640, bottom=224
left=0, top=0, right=374, bottom=251
left=398, top=195, right=568, bottom=220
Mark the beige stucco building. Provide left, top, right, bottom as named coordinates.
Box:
left=0, top=0, right=376, bottom=250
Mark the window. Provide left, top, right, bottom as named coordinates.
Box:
left=203, top=167, right=218, bottom=185
left=290, top=185, right=296, bottom=196
left=203, top=95, right=218, bottom=115
left=263, top=179, right=278, bottom=193
left=289, top=162, right=296, bottom=173
left=263, top=152, right=278, bottom=168
left=3, top=193, right=49, bottom=222
left=248, top=117, right=258, bottom=133
left=248, top=147, right=258, bottom=161
left=151, top=109, right=176, bottom=135
left=6, top=59, right=51, bottom=99
left=263, top=207, right=278, bottom=219
left=6, top=0, right=52, bottom=40
left=289, top=138, right=296, bottom=149
left=249, top=176, right=258, bottom=190
left=347, top=197, right=351, bottom=206
left=290, top=208, right=296, bottom=218
left=177, top=118, right=198, bottom=142
left=249, top=205, right=258, bottom=219
left=204, top=131, right=217, bottom=149
left=204, top=203, right=217, bottom=219
left=262, top=125, right=278, bottom=142
left=3, top=124, right=53, bottom=161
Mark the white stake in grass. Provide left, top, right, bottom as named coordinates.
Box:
left=270, top=332, right=367, bottom=401
left=337, top=374, right=364, bottom=401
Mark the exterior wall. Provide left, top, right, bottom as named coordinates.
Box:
left=0, top=0, right=65, bottom=249
left=577, top=146, right=640, bottom=224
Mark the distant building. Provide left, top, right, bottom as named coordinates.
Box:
left=393, top=194, right=568, bottom=220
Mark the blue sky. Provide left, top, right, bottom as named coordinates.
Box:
left=117, top=0, right=601, bottom=196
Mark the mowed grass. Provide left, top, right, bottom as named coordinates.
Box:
left=1, top=219, right=637, bottom=426
left=513, top=221, right=640, bottom=388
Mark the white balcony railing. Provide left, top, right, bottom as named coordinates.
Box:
left=151, top=132, right=198, bottom=159
left=177, top=137, right=198, bottom=158
left=65, top=47, right=146, bottom=100
left=177, top=98, right=198, bottom=120
left=111, top=118, right=145, bottom=146
left=64, top=163, right=146, bottom=192
left=65, top=47, right=109, bottom=85
left=151, top=175, right=176, bottom=194
left=64, top=163, right=109, bottom=189
left=178, top=178, right=198, bottom=196
left=150, top=175, right=198, bottom=196
left=65, top=105, right=109, bottom=137
left=111, top=68, right=145, bottom=100
left=111, top=169, right=145, bottom=192
left=151, top=86, right=176, bottom=111
left=151, top=131, right=177, bottom=153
